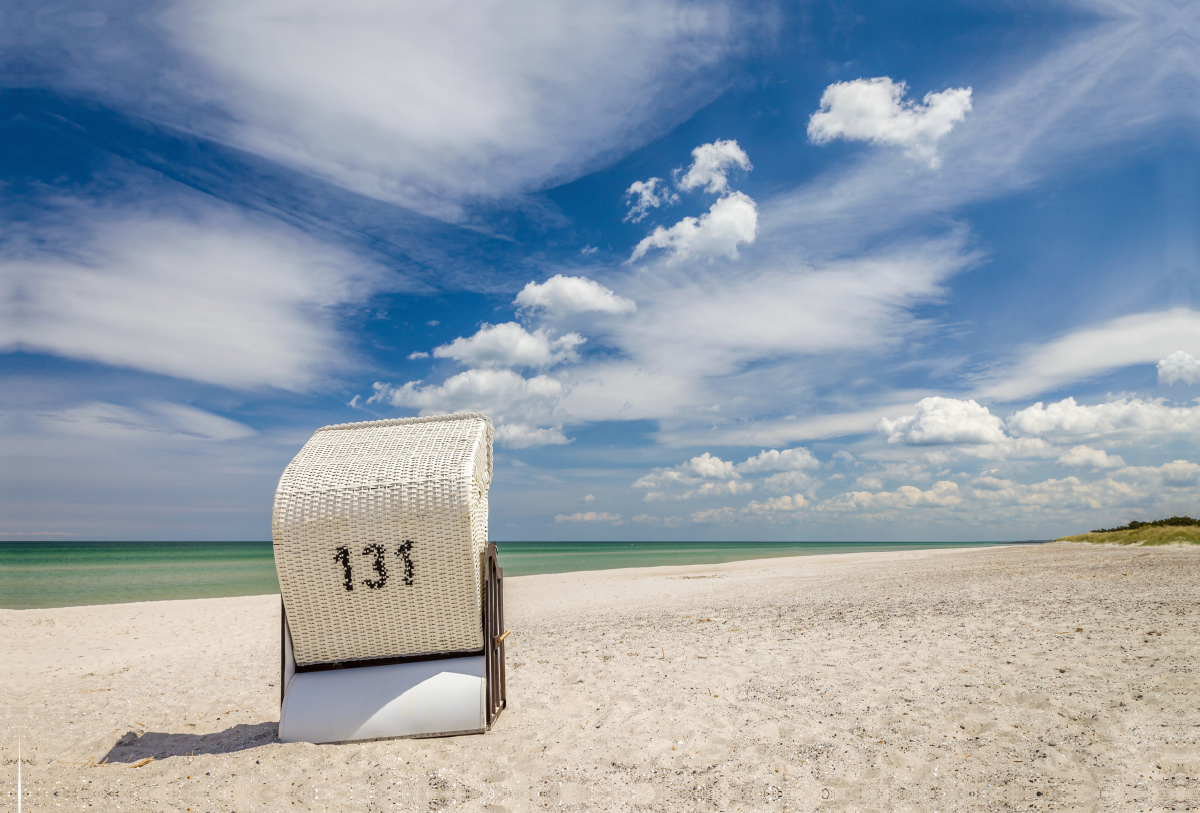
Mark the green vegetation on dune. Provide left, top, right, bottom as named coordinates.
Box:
left=1089, top=515, right=1200, bottom=533
left=1058, top=519, right=1200, bottom=546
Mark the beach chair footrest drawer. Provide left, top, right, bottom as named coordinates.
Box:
left=279, top=656, right=486, bottom=743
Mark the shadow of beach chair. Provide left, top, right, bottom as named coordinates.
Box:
left=272, top=413, right=506, bottom=743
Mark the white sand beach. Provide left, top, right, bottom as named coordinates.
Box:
left=3, top=542, right=1197, bottom=811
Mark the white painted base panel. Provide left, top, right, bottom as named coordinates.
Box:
left=278, top=656, right=486, bottom=743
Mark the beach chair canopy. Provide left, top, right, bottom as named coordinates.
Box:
left=273, top=413, right=493, bottom=668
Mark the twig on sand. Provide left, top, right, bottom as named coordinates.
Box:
left=56, top=756, right=154, bottom=769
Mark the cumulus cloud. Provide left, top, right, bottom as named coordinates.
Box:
left=432, top=323, right=584, bottom=368
left=1157, top=350, right=1200, bottom=385
left=690, top=506, right=736, bottom=523
left=1007, top=396, right=1200, bottom=441
left=742, top=494, right=806, bottom=513
left=762, top=470, right=818, bottom=494
left=1056, top=445, right=1126, bottom=469
left=807, top=77, right=972, bottom=168
left=624, top=178, right=679, bottom=222
left=629, top=191, right=758, bottom=262
left=367, top=368, right=568, bottom=447
left=878, top=397, right=1007, bottom=445
left=1125, top=460, right=1200, bottom=488
left=630, top=452, right=740, bottom=491
left=817, top=480, right=962, bottom=512
left=687, top=452, right=739, bottom=479
left=966, top=474, right=1140, bottom=512
left=634, top=449, right=821, bottom=501
left=676, top=139, right=752, bottom=194
left=736, top=447, right=819, bottom=473
left=555, top=511, right=622, bottom=523
left=514, top=274, right=636, bottom=317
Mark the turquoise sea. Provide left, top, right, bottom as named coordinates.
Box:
left=0, top=540, right=1027, bottom=610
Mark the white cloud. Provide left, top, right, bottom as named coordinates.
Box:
left=965, top=474, right=1141, bottom=512
left=1007, top=396, right=1200, bottom=441
left=636, top=478, right=753, bottom=502
left=1123, top=460, right=1200, bottom=488
left=878, top=397, right=1007, bottom=445
left=742, top=494, right=806, bottom=513
left=555, top=511, right=621, bottom=523
left=145, top=0, right=752, bottom=219
left=565, top=235, right=971, bottom=439
left=1056, top=445, right=1126, bottom=469
left=634, top=450, right=820, bottom=501
left=408, top=351, right=430, bottom=360
left=762, top=470, right=818, bottom=494
left=632, top=468, right=697, bottom=491
left=367, top=368, right=569, bottom=447
left=687, top=452, right=739, bottom=479
left=42, top=401, right=256, bottom=442
left=514, top=274, right=636, bottom=317
left=694, top=480, right=753, bottom=496
left=583, top=494, right=595, bottom=502
left=817, top=480, right=962, bottom=513
left=629, top=191, right=758, bottom=263
left=432, top=323, right=584, bottom=368
left=769, top=9, right=1196, bottom=267
left=977, top=309, right=1200, bottom=401
left=624, top=178, right=679, bottom=222
left=2, top=203, right=385, bottom=391
left=1157, top=350, right=1200, bottom=385
left=493, top=423, right=570, bottom=448
left=736, top=447, right=819, bottom=473
left=631, top=514, right=682, bottom=527
left=676, top=139, right=752, bottom=194
left=690, top=506, right=736, bottom=523
left=631, top=452, right=740, bottom=492
left=807, top=77, right=972, bottom=168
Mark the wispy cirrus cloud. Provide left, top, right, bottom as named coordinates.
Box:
left=44, top=0, right=763, bottom=220
left=975, top=309, right=1200, bottom=401
left=1, top=198, right=388, bottom=391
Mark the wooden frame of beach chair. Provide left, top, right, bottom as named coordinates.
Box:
left=272, top=413, right=506, bottom=743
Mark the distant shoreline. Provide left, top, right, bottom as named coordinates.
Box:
left=0, top=539, right=1030, bottom=610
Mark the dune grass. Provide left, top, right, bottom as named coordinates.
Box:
left=1058, top=526, right=1200, bottom=546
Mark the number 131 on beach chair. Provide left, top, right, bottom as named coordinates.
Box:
left=271, top=413, right=507, bottom=743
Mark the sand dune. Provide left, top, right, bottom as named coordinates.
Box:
left=3, top=543, right=1197, bottom=810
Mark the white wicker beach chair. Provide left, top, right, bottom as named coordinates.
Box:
left=272, top=413, right=506, bottom=743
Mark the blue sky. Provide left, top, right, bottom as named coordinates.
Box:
left=5, top=0, right=1200, bottom=541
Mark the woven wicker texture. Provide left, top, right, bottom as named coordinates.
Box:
left=273, top=413, right=493, bottom=667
